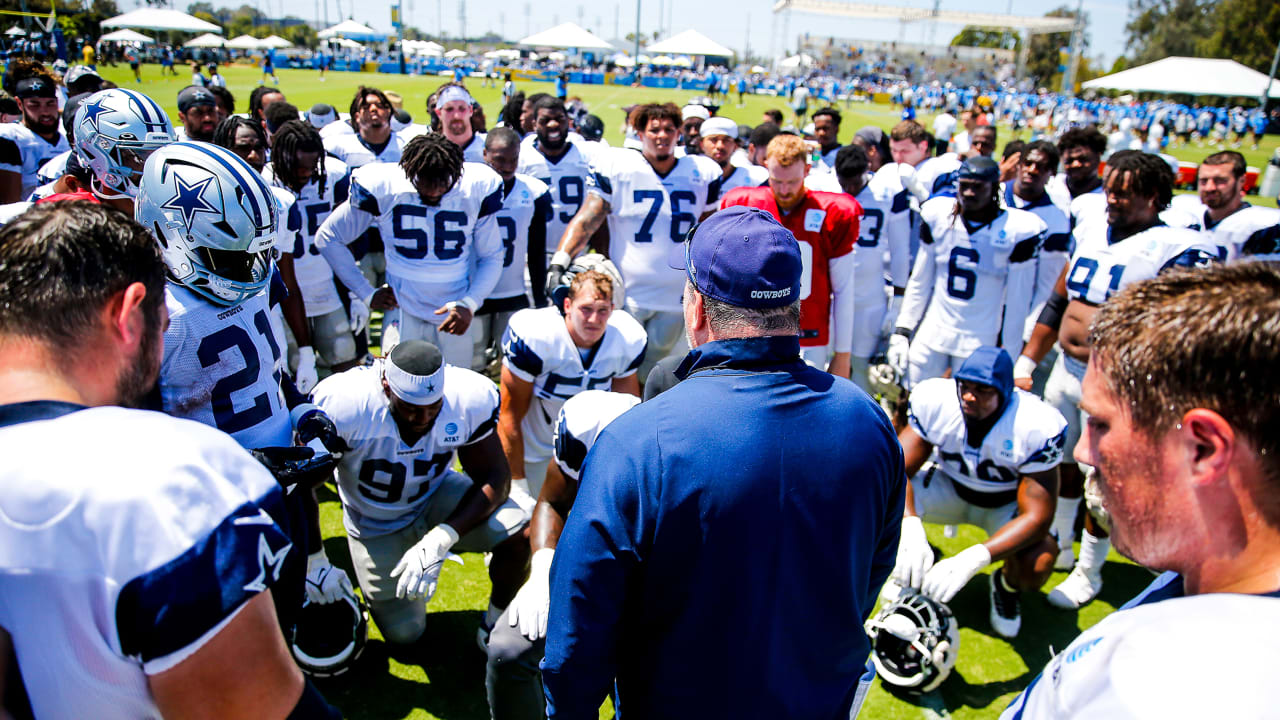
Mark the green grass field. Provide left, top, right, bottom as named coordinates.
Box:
left=95, top=62, right=1239, bottom=719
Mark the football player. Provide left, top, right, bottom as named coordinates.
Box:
left=486, top=390, right=640, bottom=720
left=810, top=107, right=842, bottom=173
left=263, top=120, right=365, bottom=377
left=546, top=102, right=722, bottom=378
left=139, top=142, right=351, bottom=638
left=310, top=340, right=530, bottom=645
left=315, top=133, right=505, bottom=369
left=1185, top=151, right=1280, bottom=258
left=0, top=70, right=69, bottom=202
left=433, top=83, right=487, bottom=162
left=720, top=133, right=860, bottom=377
left=516, top=95, right=595, bottom=268
left=699, top=117, right=768, bottom=195
left=324, top=86, right=406, bottom=169
left=892, top=346, right=1066, bottom=638
left=1003, top=140, right=1073, bottom=348
left=891, top=120, right=961, bottom=201
left=0, top=200, right=341, bottom=720
left=889, top=156, right=1046, bottom=388
left=1046, top=125, right=1106, bottom=218
left=498, top=259, right=646, bottom=503
left=1017, top=150, right=1222, bottom=608
left=175, top=85, right=219, bottom=142
left=474, top=127, right=552, bottom=371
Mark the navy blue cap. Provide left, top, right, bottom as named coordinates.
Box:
left=668, top=205, right=802, bottom=309
left=15, top=77, right=55, bottom=99
left=177, top=86, right=216, bottom=113
left=958, top=155, right=1000, bottom=184
left=954, top=346, right=1014, bottom=408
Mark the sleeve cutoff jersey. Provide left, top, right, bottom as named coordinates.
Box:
left=1064, top=223, right=1221, bottom=305
left=346, top=161, right=504, bottom=317
left=0, top=124, right=69, bottom=199
left=0, top=405, right=290, bottom=719
left=553, top=390, right=641, bottom=481
left=491, top=173, right=552, bottom=299
left=311, top=363, right=500, bottom=538
left=502, top=306, right=647, bottom=463
left=908, top=378, right=1067, bottom=499
left=264, top=157, right=351, bottom=316
left=517, top=139, right=597, bottom=259
left=853, top=176, right=912, bottom=297
left=587, top=149, right=723, bottom=312
left=720, top=186, right=860, bottom=347
left=1002, top=183, right=1073, bottom=339
left=160, top=283, right=293, bottom=450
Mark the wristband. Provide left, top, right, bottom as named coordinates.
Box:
left=550, top=250, right=573, bottom=268
left=1014, top=355, right=1038, bottom=380
left=893, top=327, right=912, bottom=339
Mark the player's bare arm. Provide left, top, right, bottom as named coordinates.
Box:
left=497, top=366, right=535, bottom=480
left=433, top=303, right=473, bottom=335
left=610, top=373, right=640, bottom=398
left=1016, top=265, right=1067, bottom=390
left=274, top=253, right=312, bottom=348
left=0, top=171, right=20, bottom=205
left=531, top=461, right=576, bottom=552
left=555, top=193, right=609, bottom=259
left=981, top=468, right=1060, bottom=562
left=446, top=432, right=513, bottom=537
left=898, top=423, right=934, bottom=517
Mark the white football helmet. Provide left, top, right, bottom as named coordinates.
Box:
left=865, top=589, right=960, bottom=693
left=550, top=253, right=626, bottom=311
left=72, top=88, right=175, bottom=200
left=136, top=142, right=279, bottom=307
left=291, top=591, right=368, bottom=678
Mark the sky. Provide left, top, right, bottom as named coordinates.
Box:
left=146, top=0, right=1133, bottom=66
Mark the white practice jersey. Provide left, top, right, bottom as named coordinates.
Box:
left=1064, top=223, right=1221, bottom=306
left=0, top=124, right=69, bottom=199
left=268, top=184, right=303, bottom=258
left=491, top=173, right=552, bottom=300
left=588, top=149, right=723, bottom=311
left=324, top=130, right=406, bottom=169
left=1187, top=204, right=1280, bottom=259
left=1002, top=184, right=1073, bottom=340
left=315, top=161, right=505, bottom=318
left=1000, top=593, right=1280, bottom=720
left=264, top=157, right=351, bottom=316
left=909, top=378, right=1067, bottom=497
left=916, top=153, right=963, bottom=199
left=900, top=199, right=1046, bottom=358
left=1068, top=189, right=1107, bottom=232
left=319, top=120, right=355, bottom=141
left=160, top=283, right=292, bottom=449
left=0, top=403, right=291, bottom=720
left=312, top=363, right=500, bottom=538
left=870, top=164, right=920, bottom=288
left=553, top=390, right=641, bottom=480
left=717, top=163, right=768, bottom=196
left=517, top=139, right=598, bottom=258
left=455, top=132, right=487, bottom=163
left=502, top=306, right=647, bottom=463
left=35, top=148, right=71, bottom=187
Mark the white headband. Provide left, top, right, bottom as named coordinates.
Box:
left=435, top=86, right=473, bottom=110
left=384, top=358, right=445, bottom=405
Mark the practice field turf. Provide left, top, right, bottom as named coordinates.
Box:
left=98, top=62, right=1222, bottom=718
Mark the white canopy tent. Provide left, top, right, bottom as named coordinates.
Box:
left=484, top=48, right=520, bottom=60
left=317, top=19, right=384, bottom=42
left=644, top=29, right=734, bottom=58
left=1082, top=57, right=1280, bottom=99
left=778, top=53, right=815, bottom=75
left=443, top=48, right=468, bottom=59
left=184, top=32, right=226, bottom=48
left=517, top=22, right=612, bottom=50
left=100, top=28, right=155, bottom=44
left=100, top=8, right=222, bottom=34
left=5, top=27, right=25, bottom=37
left=259, top=34, right=292, bottom=48
left=226, top=34, right=262, bottom=50
left=333, top=38, right=364, bottom=50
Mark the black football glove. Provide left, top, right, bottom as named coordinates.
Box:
left=544, top=262, right=567, bottom=300
left=293, top=405, right=350, bottom=456
left=251, top=446, right=338, bottom=490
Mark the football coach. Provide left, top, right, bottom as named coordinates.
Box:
left=540, top=205, right=905, bottom=719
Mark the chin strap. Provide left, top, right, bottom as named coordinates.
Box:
left=89, top=175, right=132, bottom=202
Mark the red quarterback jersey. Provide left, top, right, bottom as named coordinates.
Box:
left=721, top=185, right=860, bottom=346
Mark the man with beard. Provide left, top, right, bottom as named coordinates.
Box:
left=0, top=201, right=342, bottom=720
left=517, top=96, right=595, bottom=270
left=174, top=85, right=219, bottom=142
left=891, top=346, right=1066, bottom=638
left=0, top=75, right=70, bottom=202
left=1179, top=151, right=1279, bottom=258
left=435, top=83, right=486, bottom=163
left=721, top=133, right=860, bottom=378
left=546, top=102, right=722, bottom=378
left=316, top=133, right=505, bottom=370
left=699, top=117, right=767, bottom=195
left=1002, top=263, right=1280, bottom=720
left=1016, top=151, right=1222, bottom=608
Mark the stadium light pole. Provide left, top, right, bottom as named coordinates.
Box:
left=1262, top=36, right=1280, bottom=110
left=633, top=0, right=640, bottom=62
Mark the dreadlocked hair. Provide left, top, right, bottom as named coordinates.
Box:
left=212, top=115, right=266, bottom=152
left=271, top=119, right=326, bottom=193
left=400, top=133, right=464, bottom=191
left=1105, top=150, right=1175, bottom=211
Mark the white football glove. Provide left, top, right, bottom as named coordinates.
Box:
left=348, top=294, right=370, bottom=335
left=305, top=550, right=353, bottom=605
left=887, top=333, right=911, bottom=377
left=921, top=544, right=992, bottom=604
left=295, top=346, right=319, bottom=394
left=892, top=516, right=934, bottom=589
left=508, top=548, right=554, bottom=642
left=880, top=295, right=904, bottom=340
left=391, top=524, right=461, bottom=602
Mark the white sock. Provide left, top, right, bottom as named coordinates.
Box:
left=484, top=602, right=503, bottom=627
left=1076, top=530, right=1110, bottom=581
left=1052, top=497, right=1082, bottom=553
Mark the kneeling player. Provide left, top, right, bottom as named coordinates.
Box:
left=892, top=346, right=1066, bottom=637
left=311, top=340, right=530, bottom=645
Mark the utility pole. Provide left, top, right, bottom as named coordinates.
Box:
left=524, top=3, right=531, bottom=39
left=633, top=0, right=640, bottom=61
left=743, top=12, right=749, bottom=60
left=1061, top=0, right=1085, bottom=96
left=457, top=0, right=465, bottom=42
left=1261, top=35, right=1280, bottom=110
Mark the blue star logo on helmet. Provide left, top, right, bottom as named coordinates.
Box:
left=161, top=173, right=219, bottom=229
left=79, top=97, right=111, bottom=133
